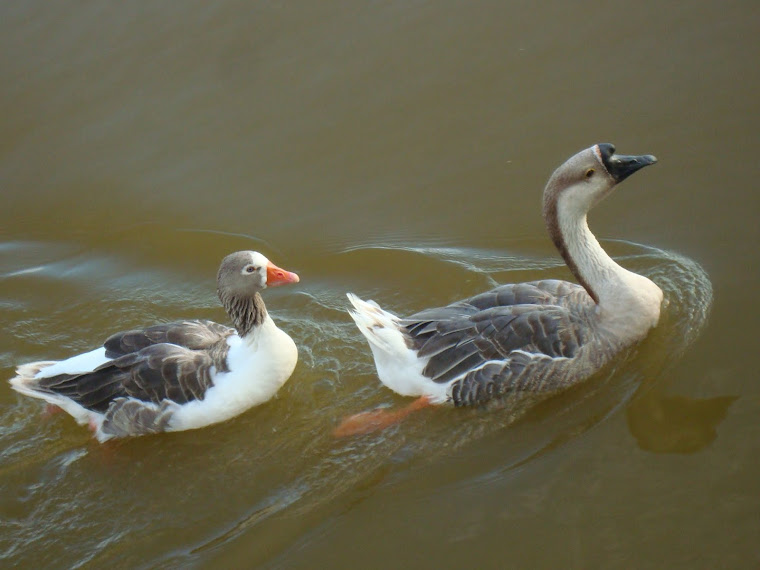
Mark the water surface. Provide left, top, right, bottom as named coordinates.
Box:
left=1, top=1, right=757, bottom=568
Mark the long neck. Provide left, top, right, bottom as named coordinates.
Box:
left=547, top=206, right=663, bottom=337
left=551, top=211, right=623, bottom=306
left=220, top=291, right=268, bottom=338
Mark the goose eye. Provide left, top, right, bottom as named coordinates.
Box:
left=585, top=168, right=595, bottom=178
left=245, top=266, right=258, bottom=273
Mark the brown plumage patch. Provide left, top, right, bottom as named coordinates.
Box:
left=36, top=320, right=234, bottom=414
left=400, top=280, right=596, bottom=404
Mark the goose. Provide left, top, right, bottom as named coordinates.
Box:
left=10, top=251, right=300, bottom=442
left=338, top=143, right=661, bottom=435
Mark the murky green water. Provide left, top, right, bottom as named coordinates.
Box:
left=1, top=2, right=757, bottom=568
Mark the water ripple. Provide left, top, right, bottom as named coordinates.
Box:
left=0, top=238, right=713, bottom=567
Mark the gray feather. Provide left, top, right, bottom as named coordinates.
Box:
left=101, top=398, right=175, bottom=438
left=401, top=281, right=603, bottom=400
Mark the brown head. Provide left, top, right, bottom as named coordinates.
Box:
left=542, top=144, right=657, bottom=301
left=543, top=143, right=657, bottom=222
left=216, top=251, right=300, bottom=336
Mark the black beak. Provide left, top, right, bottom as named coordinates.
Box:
left=597, top=143, right=657, bottom=183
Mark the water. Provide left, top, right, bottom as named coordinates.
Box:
left=1, top=1, right=757, bottom=568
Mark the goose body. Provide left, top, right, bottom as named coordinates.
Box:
left=10, top=251, right=300, bottom=441
left=347, top=144, right=663, bottom=407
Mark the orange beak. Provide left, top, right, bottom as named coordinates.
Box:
left=266, top=261, right=300, bottom=287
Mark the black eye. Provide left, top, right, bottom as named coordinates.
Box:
left=585, top=168, right=595, bottom=178
left=245, top=266, right=258, bottom=273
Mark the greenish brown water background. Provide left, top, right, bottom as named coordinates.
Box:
left=1, top=1, right=757, bottom=568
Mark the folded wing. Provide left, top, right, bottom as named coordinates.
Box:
left=402, top=281, right=592, bottom=405
left=35, top=340, right=230, bottom=413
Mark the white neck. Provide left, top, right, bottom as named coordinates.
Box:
left=559, top=210, right=663, bottom=339
left=240, top=314, right=276, bottom=347
left=226, top=313, right=298, bottom=403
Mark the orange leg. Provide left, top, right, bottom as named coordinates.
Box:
left=333, top=396, right=433, bottom=437
left=41, top=403, right=63, bottom=419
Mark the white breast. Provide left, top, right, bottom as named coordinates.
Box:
left=168, top=317, right=297, bottom=431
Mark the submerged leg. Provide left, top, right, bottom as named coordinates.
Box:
left=41, top=403, right=63, bottom=419
left=333, top=396, right=433, bottom=437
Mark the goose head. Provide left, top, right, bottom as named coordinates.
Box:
left=542, top=144, right=657, bottom=304
left=543, top=143, right=657, bottom=220
left=217, top=251, right=299, bottom=296
left=217, top=251, right=299, bottom=336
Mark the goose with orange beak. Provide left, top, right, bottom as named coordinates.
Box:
left=10, top=251, right=300, bottom=441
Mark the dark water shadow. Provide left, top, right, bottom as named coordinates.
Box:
left=626, top=390, right=737, bottom=454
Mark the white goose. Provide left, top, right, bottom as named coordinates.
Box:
left=339, top=144, right=661, bottom=435
left=10, top=251, right=300, bottom=442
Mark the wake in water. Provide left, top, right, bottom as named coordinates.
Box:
left=0, top=237, right=714, bottom=566
left=185, top=239, right=714, bottom=562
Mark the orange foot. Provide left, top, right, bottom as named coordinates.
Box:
left=333, top=396, right=433, bottom=437
left=41, top=404, right=63, bottom=419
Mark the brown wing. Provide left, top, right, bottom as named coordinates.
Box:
left=405, top=304, right=586, bottom=382
left=401, top=281, right=593, bottom=405
left=462, top=279, right=588, bottom=310
left=35, top=340, right=230, bottom=413
left=103, top=320, right=233, bottom=358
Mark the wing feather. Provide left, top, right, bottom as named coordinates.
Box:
left=401, top=281, right=593, bottom=393
left=35, top=340, right=230, bottom=413
left=116, top=343, right=227, bottom=405
left=104, top=320, right=233, bottom=358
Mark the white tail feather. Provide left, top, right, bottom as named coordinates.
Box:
left=13, top=361, right=57, bottom=381
left=9, top=360, right=105, bottom=433
left=10, top=360, right=59, bottom=399
left=9, top=361, right=59, bottom=398
left=345, top=293, right=448, bottom=401
left=346, top=293, right=404, bottom=355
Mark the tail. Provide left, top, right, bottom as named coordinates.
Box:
left=346, top=293, right=406, bottom=355
left=10, top=360, right=106, bottom=435
left=9, top=361, right=58, bottom=399
left=346, top=293, right=445, bottom=400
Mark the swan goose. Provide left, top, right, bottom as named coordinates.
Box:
left=339, top=144, right=661, bottom=434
